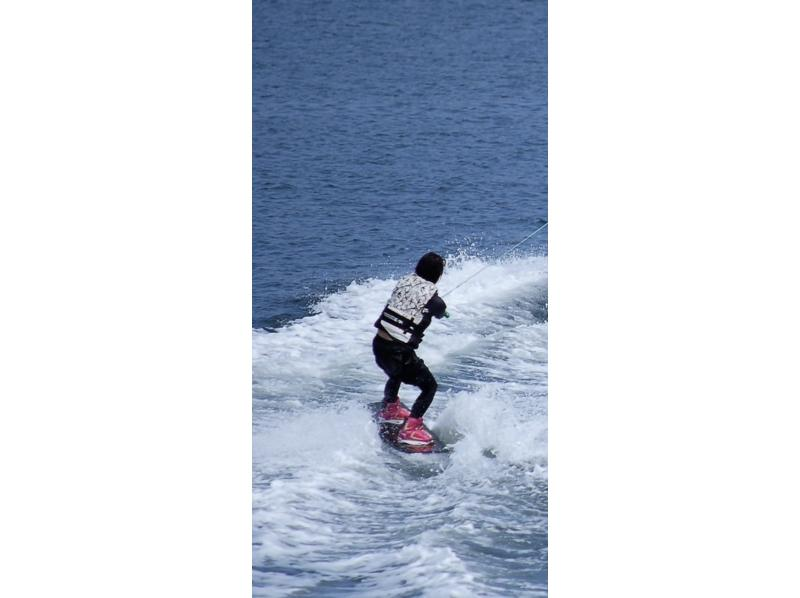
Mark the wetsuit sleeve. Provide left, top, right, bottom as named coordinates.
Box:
left=426, top=294, right=447, bottom=319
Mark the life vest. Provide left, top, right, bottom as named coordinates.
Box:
left=377, top=274, right=438, bottom=344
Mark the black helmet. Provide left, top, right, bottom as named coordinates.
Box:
left=415, top=252, right=445, bottom=283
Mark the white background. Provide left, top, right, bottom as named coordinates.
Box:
left=1, top=1, right=798, bottom=596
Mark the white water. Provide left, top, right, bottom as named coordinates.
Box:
left=253, top=255, right=548, bottom=597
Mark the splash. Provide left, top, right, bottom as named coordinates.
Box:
left=253, top=254, right=548, bottom=596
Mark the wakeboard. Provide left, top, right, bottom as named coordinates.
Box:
left=369, top=401, right=448, bottom=454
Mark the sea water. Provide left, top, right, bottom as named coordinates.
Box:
left=254, top=1, right=547, bottom=595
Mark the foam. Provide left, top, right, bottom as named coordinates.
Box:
left=433, top=388, right=548, bottom=474
left=252, top=254, right=546, bottom=396
left=252, top=254, right=547, bottom=596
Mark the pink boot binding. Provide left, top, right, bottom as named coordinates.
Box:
left=397, top=417, right=433, bottom=446
left=378, top=399, right=411, bottom=425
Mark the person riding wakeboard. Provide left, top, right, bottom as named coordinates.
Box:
left=373, top=252, right=448, bottom=446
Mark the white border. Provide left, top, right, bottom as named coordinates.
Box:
left=550, top=0, right=800, bottom=596
left=1, top=1, right=251, bottom=596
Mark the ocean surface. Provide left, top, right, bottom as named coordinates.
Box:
left=253, top=0, right=547, bottom=595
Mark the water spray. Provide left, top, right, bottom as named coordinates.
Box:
left=441, top=221, right=548, bottom=300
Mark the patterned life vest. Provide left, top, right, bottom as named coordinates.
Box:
left=377, top=274, right=438, bottom=344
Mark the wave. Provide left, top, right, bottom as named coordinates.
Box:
left=252, top=254, right=548, bottom=596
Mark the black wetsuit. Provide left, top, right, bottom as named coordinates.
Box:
left=372, top=294, right=447, bottom=419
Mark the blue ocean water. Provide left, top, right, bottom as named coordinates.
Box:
left=254, top=0, right=547, bottom=595
left=254, top=0, right=546, bottom=330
